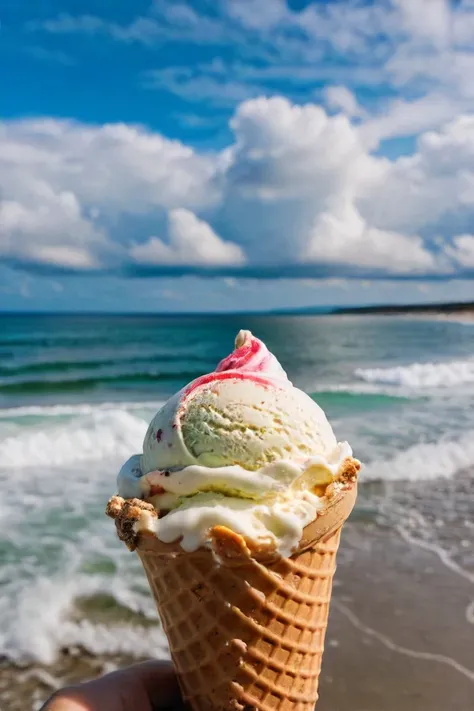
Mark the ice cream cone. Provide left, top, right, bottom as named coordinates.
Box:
left=107, top=479, right=357, bottom=711
left=107, top=331, right=360, bottom=710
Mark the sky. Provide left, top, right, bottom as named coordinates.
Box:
left=1, top=0, right=474, bottom=312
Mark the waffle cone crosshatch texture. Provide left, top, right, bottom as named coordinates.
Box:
left=138, top=527, right=343, bottom=711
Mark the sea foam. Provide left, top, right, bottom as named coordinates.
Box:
left=0, top=400, right=161, bottom=418
left=362, top=430, right=474, bottom=482
left=0, top=570, right=167, bottom=664
left=0, top=410, right=148, bottom=468
left=355, top=358, right=474, bottom=389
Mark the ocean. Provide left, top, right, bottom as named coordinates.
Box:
left=1, top=312, right=474, bottom=670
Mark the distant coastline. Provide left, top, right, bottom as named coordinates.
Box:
left=267, top=299, right=474, bottom=320
left=0, top=300, right=473, bottom=319
left=330, top=300, right=474, bottom=320
left=332, top=300, right=474, bottom=315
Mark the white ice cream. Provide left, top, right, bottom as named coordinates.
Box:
left=117, top=330, right=357, bottom=556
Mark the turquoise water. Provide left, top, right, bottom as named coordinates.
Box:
left=1, top=313, right=474, bottom=664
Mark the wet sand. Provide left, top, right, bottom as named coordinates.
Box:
left=3, top=477, right=473, bottom=711
left=319, top=522, right=474, bottom=711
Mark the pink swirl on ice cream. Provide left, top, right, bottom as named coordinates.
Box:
left=215, top=330, right=288, bottom=381
left=180, top=330, right=289, bottom=404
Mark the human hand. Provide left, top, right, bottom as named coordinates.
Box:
left=40, top=660, right=186, bottom=711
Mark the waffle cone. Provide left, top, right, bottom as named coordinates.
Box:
left=139, top=523, right=343, bottom=711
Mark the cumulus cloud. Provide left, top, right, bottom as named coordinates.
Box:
left=305, top=199, right=436, bottom=274
left=0, top=118, right=215, bottom=212
left=360, top=115, right=474, bottom=236
left=2, top=97, right=474, bottom=278
left=130, top=209, right=245, bottom=266
left=0, top=188, right=104, bottom=271
left=0, top=118, right=216, bottom=270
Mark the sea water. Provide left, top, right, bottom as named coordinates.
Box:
left=1, top=313, right=473, bottom=664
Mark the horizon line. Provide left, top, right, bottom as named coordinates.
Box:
left=0, top=298, right=473, bottom=317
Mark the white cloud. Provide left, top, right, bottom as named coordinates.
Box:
left=29, top=246, right=97, bottom=269
left=34, top=14, right=107, bottom=35
left=0, top=190, right=103, bottom=270
left=0, top=120, right=215, bottom=213
left=394, top=0, right=451, bottom=48
left=359, top=115, right=474, bottom=235
left=228, top=97, right=369, bottom=201
left=30, top=6, right=236, bottom=48
left=324, top=86, right=366, bottom=118
left=305, top=198, right=436, bottom=273
left=0, top=118, right=215, bottom=270
left=360, top=93, right=464, bottom=146
left=143, top=66, right=264, bottom=105
left=130, top=209, right=245, bottom=266
left=216, top=97, right=385, bottom=267
left=225, top=0, right=288, bottom=30
left=298, top=2, right=395, bottom=55
left=2, top=96, right=474, bottom=278
left=448, top=234, right=474, bottom=267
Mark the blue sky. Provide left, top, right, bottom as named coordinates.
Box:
left=1, top=0, right=474, bottom=312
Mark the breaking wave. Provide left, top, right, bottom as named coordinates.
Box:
left=355, top=358, right=474, bottom=389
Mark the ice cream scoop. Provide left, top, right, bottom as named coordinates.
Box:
left=116, top=330, right=358, bottom=556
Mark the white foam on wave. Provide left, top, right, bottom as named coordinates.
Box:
left=0, top=400, right=162, bottom=418
left=363, top=430, right=474, bottom=482
left=314, top=382, right=416, bottom=398
left=60, top=619, right=169, bottom=659
left=356, top=358, right=474, bottom=389
left=0, top=410, right=148, bottom=468
left=0, top=572, right=167, bottom=664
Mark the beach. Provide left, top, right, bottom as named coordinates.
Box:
left=0, top=313, right=473, bottom=710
